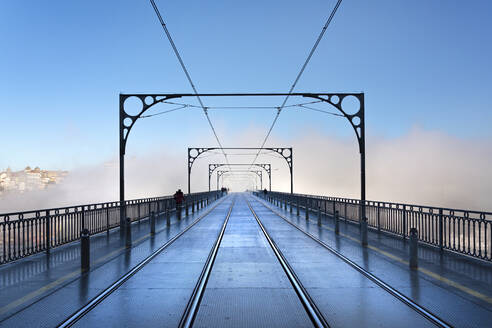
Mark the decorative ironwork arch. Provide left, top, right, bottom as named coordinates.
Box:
left=119, top=92, right=364, bottom=227
left=217, top=170, right=262, bottom=190
left=188, top=147, right=291, bottom=194
left=208, top=163, right=271, bottom=192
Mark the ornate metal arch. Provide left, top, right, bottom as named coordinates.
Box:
left=301, top=93, right=365, bottom=221
left=216, top=170, right=262, bottom=190
left=119, top=92, right=364, bottom=228
left=208, top=163, right=271, bottom=191
left=188, top=147, right=292, bottom=194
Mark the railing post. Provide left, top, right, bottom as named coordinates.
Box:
left=361, top=217, right=368, bottom=246
left=344, top=202, right=347, bottom=222
left=185, top=200, right=189, bottom=217
left=296, top=195, right=300, bottom=216
left=305, top=198, right=309, bottom=220
left=81, top=228, right=90, bottom=272
left=377, top=203, right=381, bottom=233
left=439, top=208, right=444, bottom=253
left=125, top=217, right=132, bottom=248
left=192, top=198, right=195, bottom=214
left=45, top=210, right=50, bottom=254
left=137, top=201, right=141, bottom=223
left=409, top=228, right=418, bottom=269
left=150, top=211, right=156, bottom=235
left=166, top=205, right=171, bottom=227
left=82, top=206, right=86, bottom=231
left=289, top=195, right=293, bottom=213
left=335, top=210, right=340, bottom=234
left=317, top=204, right=322, bottom=226
left=106, top=205, right=110, bottom=235
left=402, top=205, right=407, bottom=240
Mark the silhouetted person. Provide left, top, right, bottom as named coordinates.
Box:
left=263, top=188, right=268, bottom=196
left=173, top=189, right=185, bottom=219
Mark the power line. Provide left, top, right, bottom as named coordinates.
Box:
left=149, top=0, right=232, bottom=173
left=249, top=0, right=343, bottom=168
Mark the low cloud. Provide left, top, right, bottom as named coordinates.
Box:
left=1, top=127, right=491, bottom=213
left=290, top=127, right=492, bottom=211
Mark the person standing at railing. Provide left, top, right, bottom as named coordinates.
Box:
left=173, top=189, right=185, bottom=219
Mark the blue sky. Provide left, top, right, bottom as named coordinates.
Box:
left=1, top=0, right=491, bottom=171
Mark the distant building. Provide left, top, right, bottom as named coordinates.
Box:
left=0, top=166, right=68, bottom=195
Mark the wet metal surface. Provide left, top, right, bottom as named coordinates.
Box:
left=252, top=195, right=492, bottom=327
left=2, top=193, right=492, bottom=327
left=72, top=198, right=234, bottom=328
left=248, top=196, right=435, bottom=328
left=0, top=198, right=227, bottom=327
left=193, top=197, right=312, bottom=328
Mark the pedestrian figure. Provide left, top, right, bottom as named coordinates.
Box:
left=173, top=189, right=185, bottom=219
left=263, top=188, right=268, bottom=197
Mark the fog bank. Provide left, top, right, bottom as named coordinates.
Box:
left=1, top=127, right=491, bottom=213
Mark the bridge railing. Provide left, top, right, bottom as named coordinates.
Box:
left=0, top=190, right=221, bottom=264
left=257, top=191, right=492, bottom=262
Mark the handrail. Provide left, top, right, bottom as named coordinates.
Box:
left=0, top=190, right=222, bottom=264
left=260, top=191, right=491, bottom=262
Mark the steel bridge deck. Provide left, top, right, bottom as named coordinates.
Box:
left=0, top=193, right=491, bottom=327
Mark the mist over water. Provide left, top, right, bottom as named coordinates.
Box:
left=1, top=127, right=491, bottom=213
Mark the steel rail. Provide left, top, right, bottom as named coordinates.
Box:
left=57, top=196, right=229, bottom=328
left=244, top=196, right=330, bottom=328
left=178, top=196, right=236, bottom=328
left=253, top=195, right=452, bottom=328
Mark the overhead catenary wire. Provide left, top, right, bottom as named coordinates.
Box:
left=249, top=0, right=343, bottom=168
left=149, top=0, right=233, bottom=174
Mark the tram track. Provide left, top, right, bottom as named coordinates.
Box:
left=178, top=196, right=236, bottom=328
left=251, top=194, right=453, bottom=328
left=244, top=196, right=330, bottom=328
left=57, top=195, right=231, bottom=328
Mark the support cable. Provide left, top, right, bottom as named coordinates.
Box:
left=160, top=100, right=323, bottom=110
left=140, top=105, right=188, bottom=118
left=249, top=0, right=343, bottom=168
left=298, top=105, right=344, bottom=117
